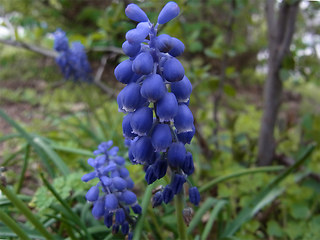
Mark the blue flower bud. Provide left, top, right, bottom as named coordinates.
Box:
left=86, top=186, right=99, bottom=202
left=104, top=212, right=113, bottom=228
left=122, top=190, right=137, bottom=205
left=115, top=208, right=125, bottom=224
left=92, top=198, right=105, bottom=218
left=171, top=75, right=192, bottom=102
left=153, top=159, right=168, bottom=179
left=152, top=191, right=163, bottom=207
left=114, top=59, right=134, bottom=84
left=128, top=231, right=133, bottom=240
left=132, top=52, right=154, bottom=75
left=177, top=124, right=195, bottom=144
left=121, top=83, right=142, bottom=112
left=112, top=177, right=127, bottom=191
left=147, top=151, right=160, bottom=165
left=122, top=113, right=138, bottom=139
left=122, top=41, right=141, bottom=57
left=189, top=187, right=200, bottom=206
left=130, top=107, right=153, bottom=136
left=101, top=163, right=117, bottom=174
left=125, top=3, right=149, bottom=22
left=163, top=185, right=174, bottom=204
left=111, top=170, right=120, bottom=178
left=156, top=92, right=178, bottom=122
left=119, top=167, right=130, bottom=178
left=157, top=1, right=180, bottom=24
left=163, top=58, right=185, bottom=82
left=121, top=221, right=130, bottom=235
left=182, top=152, right=194, bottom=175
left=100, top=176, right=112, bottom=186
left=81, top=172, right=96, bottom=182
left=156, top=34, right=173, bottom=52
left=140, top=74, right=166, bottom=102
left=114, top=156, right=126, bottom=165
left=53, top=29, right=69, bottom=52
left=126, top=23, right=150, bottom=44
left=151, top=124, right=172, bottom=152
left=105, top=194, right=119, bottom=211
left=131, top=203, right=142, bottom=214
left=112, top=224, right=120, bottom=234
left=132, top=136, right=154, bottom=164
left=167, top=142, right=186, bottom=167
left=125, top=177, right=134, bottom=189
left=168, top=37, right=185, bottom=57
left=174, top=104, right=194, bottom=133
left=145, top=166, right=157, bottom=184
left=171, top=174, right=186, bottom=194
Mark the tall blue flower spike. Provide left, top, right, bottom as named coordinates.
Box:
left=115, top=2, right=200, bottom=208
left=53, top=29, right=92, bottom=82
left=82, top=141, right=141, bottom=239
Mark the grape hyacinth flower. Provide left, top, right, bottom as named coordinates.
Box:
left=53, top=29, right=92, bottom=81
left=82, top=141, right=141, bottom=238
left=115, top=2, right=199, bottom=208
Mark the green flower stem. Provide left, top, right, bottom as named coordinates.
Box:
left=0, top=210, right=32, bottom=240
left=175, top=191, right=187, bottom=240
left=0, top=185, right=54, bottom=240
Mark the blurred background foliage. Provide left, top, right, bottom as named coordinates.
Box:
left=0, top=0, right=320, bottom=239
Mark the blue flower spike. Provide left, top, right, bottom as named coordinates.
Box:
left=82, top=141, right=141, bottom=238
left=115, top=1, right=199, bottom=210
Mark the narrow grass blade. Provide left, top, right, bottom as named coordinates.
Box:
left=16, top=144, right=30, bottom=193
left=201, top=200, right=227, bottom=240
left=199, top=166, right=284, bottom=193
left=0, top=194, right=31, bottom=207
left=0, top=211, right=32, bottom=240
left=50, top=144, right=94, bottom=157
left=40, top=173, right=92, bottom=240
left=220, top=143, right=316, bottom=238
left=0, top=225, right=47, bottom=240
left=133, top=183, right=154, bottom=240
left=0, top=133, right=21, bottom=142
left=188, top=197, right=218, bottom=234
left=0, top=185, right=55, bottom=240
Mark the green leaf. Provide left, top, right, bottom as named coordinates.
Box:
left=290, top=203, right=310, bottom=220
left=267, top=220, right=283, bottom=237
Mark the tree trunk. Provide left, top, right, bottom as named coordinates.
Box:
left=257, top=0, right=300, bottom=166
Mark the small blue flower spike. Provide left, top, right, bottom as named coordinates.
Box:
left=116, top=1, right=199, bottom=208
left=82, top=141, right=141, bottom=238
left=53, top=29, right=91, bottom=81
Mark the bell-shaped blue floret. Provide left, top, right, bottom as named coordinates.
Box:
left=157, top=1, right=180, bottom=24
left=112, top=224, right=119, bottom=234
left=152, top=191, right=163, bottom=207
left=146, top=151, right=159, bottom=165
left=115, top=208, right=125, bottom=224
left=145, top=165, right=157, bottom=184
left=53, top=29, right=69, bottom=52
left=114, top=156, right=126, bottom=165
left=104, top=212, right=113, bottom=228
left=171, top=174, right=186, bottom=194
left=167, top=142, right=186, bottom=167
left=163, top=185, right=174, bottom=204
left=105, top=194, right=119, bottom=211
left=130, top=107, right=153, bottom=136
left=182, top=152, right=194, bottom=175
left=100, top=176, right=112, bottom=187
left=122, top=41, right=141, bottom=57
left=119, top=167, right=129, bottom=178
left=121, top=221, right=130, bottom=235
left=156, top=34, right=173, bottom=52
left=163, top=58, right=185, bottom=82
left=168, top=37, right=185, bottom=57
left=82, top=172, right=96, bottom=182
left=125, top=177, right=134, bottom=189
left=131, top=136, right=154, bottom=163
left=86, top=185, right=99, bottom=202
left=153, top=158, right=168, bottom=179
left=92, top=198, right=105, bottom=218
left=174, top=104, right=194, bottom=133
left=132, top=52, right=154, bottom=75
left=151, top=124, right=172, bottom=152
left=111, top=170, right=120, bottom=178
left=140, top=74, right=166, bottom=102
left=112, top=177, right=127, bottom=191
left=121, top=83, right=142, bottom=112
left=122, top=113, right=138, bottom=139
left=117, top=90, right=125, bottom=112
left=114, top=59, right=134, bottom=84
left=126, top=22, right=150, bottom=44
left=177, top=124, right=195, bottom=144
left=189, top=187, right=200, bottom=206
left=125, top=3, right=149, bottom=22
left=171, top=75, right=192, bottom=102
left=156, top=92, right=178, bottom=122
left=122, top=190, right=137, bottom=205
left=131, top=203, right=142, bottom=214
